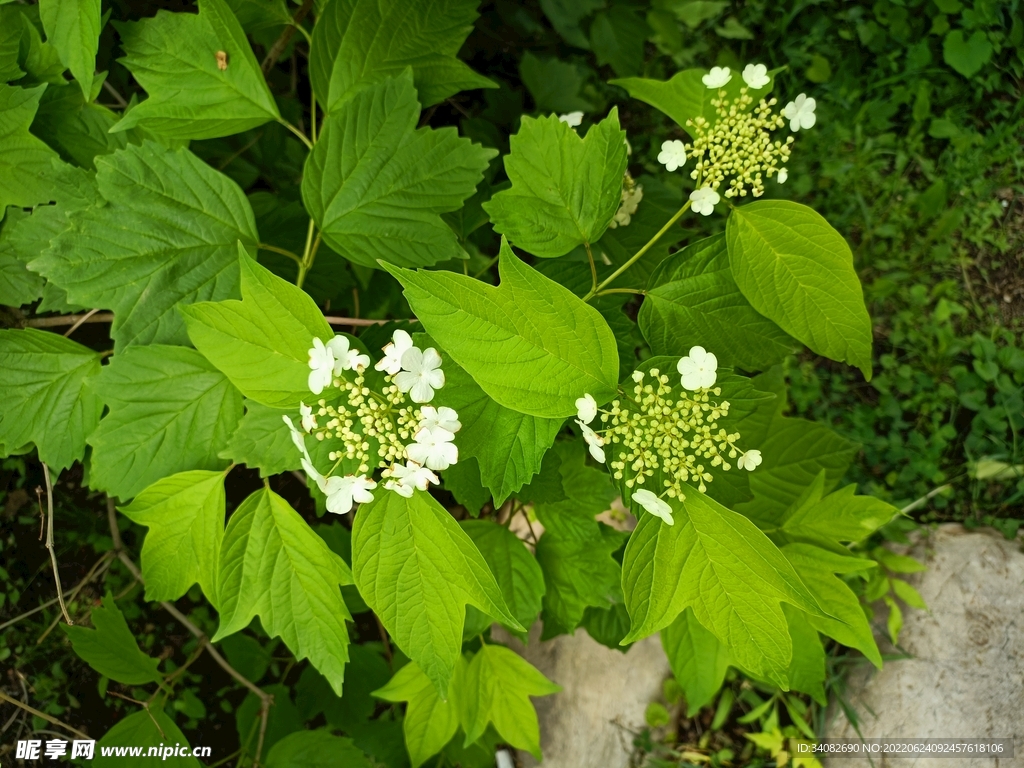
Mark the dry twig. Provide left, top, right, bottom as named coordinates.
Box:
left=41, top=463, right=72, bottom=626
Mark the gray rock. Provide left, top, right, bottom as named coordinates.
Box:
left=826, top=524, right=1024, bottom=768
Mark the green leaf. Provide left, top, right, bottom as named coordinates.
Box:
left=235, top=683, right=303, bottom=757
left=580, top=601, right=631, bottom=651
left=539, top=0, right=603, bottom=49
left=62, top=592, right=162, bottom=684
left=118, top=470, right=226, bottom=604
left=224, top=0, right=292, bottom=32
left=385, top=240, right=619, bottom=418
left=0, top=83, right=62, bottom=211
left=374, top=659, right=466, bottom=768
left=0, top=328, right=102, bottom=470
left=621, top=488, right=827, bottom=687
left=782, top=543, right=881, bottom=668
left=768, top=480, right=897, bottom=547
left=302, top=71, right=494, bottom=270
left=891, top=578, right=927, bottom=610
left=0, top=208, right=44, bottom=306
left=266, top=730, right=373, bottom=768
left=462, top=521, right=546, bottom=636
left=0, top=13, right=25, bottom=82
left=111, top=0, right=280, bottom=139
left=943, top=30, right=993, bottom=78
left=212, top=487, right=354, bottom=696
left=783, top=605, right=826, bottom=705
left=351, top=489, right=521, bottom=695
left=461, top=644, right=560, bottom=759
left=309, top=0, right=494, bottom=113
left=726, top=201, right=873, bottom=378
left=220, top=400, right=301, bottom=477
left=589, top=7, right=649, bottom=77
left=86, top=345, right=242, bottom=501
left=661, top=607, right=731, bottom=717
left=181, top=249, right=332, bottom=409
left=95, top=709, right=201, bottom=767
left=31, top=142, right=258, bottom=349
left=296, top=643, right=391, bottom=729
left=31, top=83, right=129, bottom=169
left=519, top=52, right=595, bottom=114
left=639, top=234, right=795, bottom=370
left=38, top=0, right=101, bottom=99
left=483, top=111, right=628, bottom=258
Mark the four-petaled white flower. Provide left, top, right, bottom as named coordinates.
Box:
left=558, top=111, right=584, bottom=127
left=737, top=449, right=762, bottom=471
left=385, top=461, right=439, bottom=498
left=677, top=346, right=718, bottom=390
left=327, top=335, right=370, bottom=374
left=375, top=329, right=414, bottom=375
left=776, top=167, right=788, bottom=184
left=418, top=405, right=461, bottom=434
left=689, top=186, right=721, bottom=216
left=576, top=419, right=606, bottom=463
left=702, top=66, right=732, bottom=89
left=321, top=474, right=377, bottom=515
left=784, top=93, right=816, bottom=131
left=657, top=140, right=687, bottom=172
left=394, top=347, right=445, bottom=403
left=632, top=489, right=674, bottom=526
left=742, top=63, right=770, bottom=89
left=307, top=337, right=335, bottom=395
left=575, top=393, right=597, bottom=424
left=407, top=426, right=458, bottom=470
left=299, top=402, right=317, bottom=432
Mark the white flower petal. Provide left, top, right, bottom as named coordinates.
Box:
left=632, top=489, right=674, bottom=525
left=575, top=393, right=597, bottom=424
left=702, top=66, right=732, bottom=89
left=657, top=140, right=687, bottom=172
left=741, top=63, right=770, bottom=89
left=558, top=111, right=584, bottom=127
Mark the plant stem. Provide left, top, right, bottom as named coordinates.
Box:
left=296, top=219, right=317, bottom=287
left=279, top=119, right=313, bottom=150
left=41, top=463, right=72, bottom=626
left=0, top=690, right=90, bottom=740
left=257, top=243, right=303, bottom=267
left=260, top=0, right=314, bottom=74
left=584, top=241, right=598, bottom=296
left=584, top=199, right=692, bottom=300
left=594, top=287, right=647, bottom=297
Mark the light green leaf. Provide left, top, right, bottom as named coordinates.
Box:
left=95, top=709, right=201, bottom=767
left=0, top=13, right=25, bottom=82
left=302, top=71, right=494, bottom=270
left=0, top=208, right=43, bottom=306
left=462, top=521, right=546, bottom=635
left=782, top=543, right=881, bottom=668
left=0, top=83, right=62, bottom=211
left=621, top=488, right=827, bottom=687
left=385, top=240, right=619, bottom=418
left=783, top=605, right=826, bottom=705
left=891, top=578, right=927, bottom=610
left=461, top=644, right=560, bottom=759
left=589, top=7, right=649, bottom=77
left=0, top=328, right=102, bottom=470
left=9, top=8, right=67, bottom=85
left=726, top=201, right=873, bottom=378
left=309, top=0, right=494, bottom=113
left=220, top=400, right=301, bottom=477
left=62, top=592, right=162, bottom=684
left=31, top=83, right=128, bottom=169
left=639, top=234, right=795, bottom=370
left=31, top=142, right=258, bottom=349
left=265, top=730, right=373, bottom=768
left=38, top=0, right=101, bottom=99
left=769, top=480, right=898, bottom=546
left=182, top=249, right=332, bottom=409
left=374, top=659, right=466, bottom=768
left=351, top=489, right=521, bottom=695
left=483, top=111, right=628, bottom=258
left=119, top=470, right=226, bottom=604
left=111, top=0, right=280, bottom=139
left=86, top=345, right=242, bottom=501
left=5, top=161, right=95, bottom=258
left=519, top=52, right=595, bottom=114
left=661, top=607, right=731, bottom=717
left=212, top=487, right=353, bottom=696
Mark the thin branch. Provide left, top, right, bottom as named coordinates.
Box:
left=36, top=552, right=115, bottom=643
left=63, top=308, right=101, bottom=337
left=323, top=316, right=399, bottom=327
left=41, top=463, right=72, bottom=626
left=900, top=484, right=952, bottom=514
left=260, top=0, right=314, bottom=74
left=107, top=691, right=166, bottom=740
left=0, top=690, right=90, bottom=740
left=26, top=312, right=113, bottom=328
left=102, top=80, right=128, bottom=108
left=258, top=243, right=304, bottom=267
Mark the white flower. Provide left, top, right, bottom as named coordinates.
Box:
left=784, top=93, right=816, bottom=131
left=657, top=140, right=687, bottom=172
left=283, top=415, right=309, bottom=457
left=575, top=393, right=597, bottom=424
left=677, top=346, right=718, bottom=390
left=375, top=329, right=414, bottom=375
left=299, top=402, right=317, bottom=433
left=407, top=426, right=458, bottom=470
left=558, top=111, right=583, bottom=127
left=742, top=63, right=770, bottom=89
left=737, top=449, right=762, bottom=471
left=702, top=66, right=732, bottom=89
left=385, top=461, right=439, bottom=498
left=307, top=337, right=335, bottom=395
left=632, top=489, right=674, bottom=526
left=394, top=347, right=445, bottom=403
left=576, top=419, right=606, bottom=463
left=418, top=405, right=461, bottom=434
left=322, top=474, right=376, bottom=515
left=776, top=167, right=788, bottom=184
left=689, top=186, right=720, bottom=216
left=301, top=455, right=326, bottom=490
left=610, top=184, right=643, bottom=228
left=326, top=335, right=370, bottom=374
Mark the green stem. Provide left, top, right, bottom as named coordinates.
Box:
left=310, top=89, right=317, bottom=144
left=279, top=119, right=313, bottom=150
left=296, top=219, right=319, bottom=288
left=584, top=241, right=598, bottom=296
left=471, top=254, right=500, bottom=279
left=594, top=287, right=646, bottom=297
left=584, top=199, right=692, bottom=301
left=258, top=243, right=303, bottom=267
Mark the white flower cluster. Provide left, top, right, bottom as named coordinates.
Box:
left=286, top=330, right=462, bottom=514
left=575, top=346, right=763, bottom=526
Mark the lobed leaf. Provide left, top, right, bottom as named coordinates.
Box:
left=462, top=521, right=546, bottom=636
left=661, top=607, right=731, bottom=716
left=220, top=400, right=302, bottom=478
left=95, top=709, right=200, bottom=767
left=38, top=0, right=102, bottom=100
left=0, top=83, right=62, bottom=212
left=62, top=593, right=163, bottom=685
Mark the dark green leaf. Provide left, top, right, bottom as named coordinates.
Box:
left=38, top=0, right=101, bottom=99
left=62, top=592, right=162, bottom=684
left=462, top=521, right=546, bottom=636
left=266, top=729, right=373, bottom=768
left=0, top=83, right=62, bottom=211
